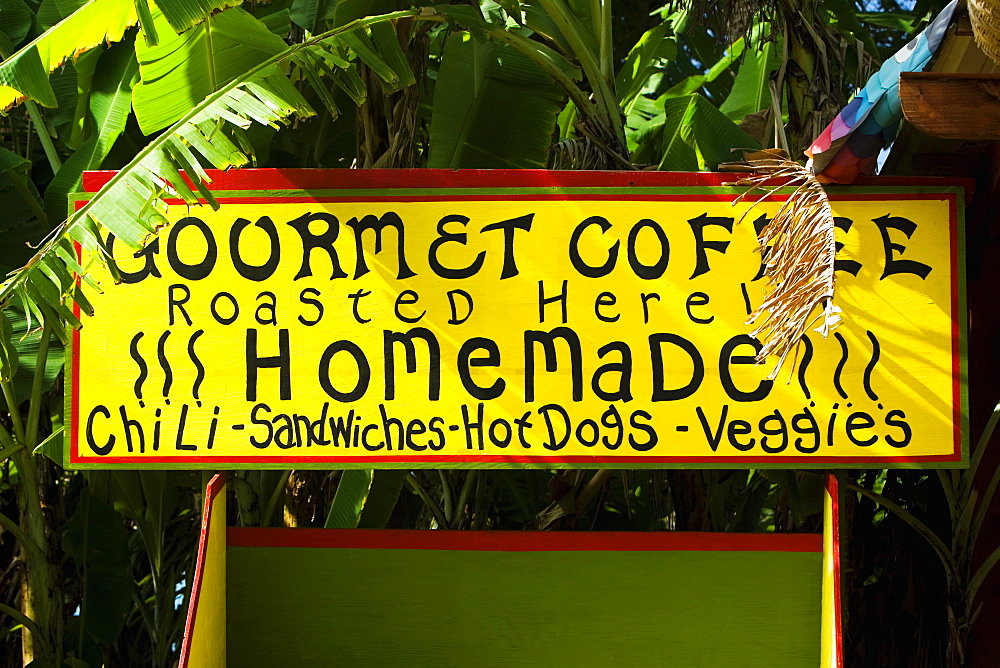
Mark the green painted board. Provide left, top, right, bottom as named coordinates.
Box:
left=226, top=529, right=822, bottom=666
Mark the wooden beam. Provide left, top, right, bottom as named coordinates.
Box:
left=900, top=72, right=1000, bottom=140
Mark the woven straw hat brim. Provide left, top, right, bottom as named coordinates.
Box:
left=970, top=0, right=1000, bottom=65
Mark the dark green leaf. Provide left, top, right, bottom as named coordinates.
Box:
left=0, top=0, right=33, bottom=46
left=428, top=31, right=564, bottom=169
left=0, top=304, right=63, bottom=409
left=719, top=29, right=780, bottom=122
left=658, top=92, right=759, bottom=171
left=64, top=490, right=133, bottom=645
left=325, top=469, right=374, bottom=528
left=357, top=470, right=406, bottom=528
left=45, top=42, right=138, bottom=222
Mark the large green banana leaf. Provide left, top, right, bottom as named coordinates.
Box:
left=290, top=0, right=398, bottom=33
left=659, top=92, right=760, bottom=171
left=132, top=7, right=288, bottom=134
left=153, top=0, right=243, bottom=34
left=45, top=42, right=138, bottom=222
left=718, top=27, right=781, bottom=122
left=0, top=0, right=137, bottom=110
left=428, top=31, right=564, bottom=169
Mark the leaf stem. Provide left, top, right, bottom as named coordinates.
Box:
left=24, top=318, right=53, bottom=448
left=24, top=101, right=62, bottom=175
left=262, top=470, right=291, bottom=527
left=847, top=481, right=958, bottom=585
left=0, top=510, right=46, bottom=564
left=406, top=473, right=450, bottom=529
left=0, top=603, right=43, bottom=639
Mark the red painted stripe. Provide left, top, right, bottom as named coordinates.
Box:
left=226, top=527, right=822, bottom=553
left=131, top=191, right=954, bottom=206
left=80, top=168, right=973, bottom=193
left=179, top=472, right=227, bottom=668
left=69, top=453, right=963, bottom=464
left=826, top=473, right=844, bottom=668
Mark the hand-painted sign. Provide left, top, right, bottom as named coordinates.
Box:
left=67, top=170, right=967, bottom=469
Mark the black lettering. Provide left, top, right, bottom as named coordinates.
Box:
left=462, top=403, right=485, bottom=450
left=255, top=291, right=277, bottom=326
left=246, top=329, right=291, bottom=401
left=272, top=414, right=294, bottom=449
left=592, top=342, right=633, bottom=402
left=538, top=404, right=571, bottom=450
left=318, top=341, right=370, bottom=402
left=384, top=328, right=441, bottom=400
left=405, top=418, right=427, bottom=451
left=576, top=419, right=600, bottom=447
left=834, top=217, right=861, bottom=276
left=298, top=288, right=324, bottom=326
left=447, top=289, right=474, bottom=325
left=489, top=418, right=512, bottom=448
left=688, top=214, right=733, bottom=278
left=640, top=293, right=660, bottom=324
left=628, top=410, right=657, bottom=451
left=379, top=404, right=404, bottom=450
left=361, top=423, right=382, bottom=451
left=750, top=213, right=771, bottom=282
left=86, top=405, right=114, bottom=455
left=719, top=335, right=772, bottom=401
left=569, top=216, right=618, bottom=277
left=230, top=216, right=280, bottom=281
left=524, top=327, right=583, bottom=402
left=627, top=219, right=669, bottom=279
left=348, top=212, right=416, bottom=280
left=288, top=212, right=348, bottom=280
left=538, top=280, right=568, bottom=324
left=210, top=292, right=239, bottom=325
left=792, top=407, right=820, bottom=453
left=394, top=290, right=425, bottom=324
left=427, top=416, right=445, bottom=450
left=685, top=292, right=713, bottom=324
left=428, top=215, right=485, bottom=278
left=167, top=217, right=217, bottom=280
left=481, top=214, right=533, bottom=279
left=348, top=289, right=372, bottom=324
left=457, top=337, right=504, bottom=400
left=846, top=411, right=878, bottom=447
left=175, top=403, right=197, bottom=451
left=594, top=292, right=619, bottom=322
left=249, top=403, right=273, bottom=448
left=873, top=215, right=932, bottom=280
left=168, top=284, right=192, bottom=326
left=109, top=234, right=161, bottom=284
left=885, top=409, right=911, bottom=448
left=120, top=406, right=144, bottom=453
left=601, top=404, right=624, bottom=449
left=759, top=410, right=787, bottom=453
left=696, top=405, right=727, bottom=452
left=328, top=409, right=355, bottom=448
left=727, top=420, right=755, bottom=451
left=650, top=333, right=703, bottom=401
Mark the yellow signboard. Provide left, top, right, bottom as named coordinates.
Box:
left=67, top=170, right=967, bottom=468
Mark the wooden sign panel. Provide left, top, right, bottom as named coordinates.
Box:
left=179, top=473, right=844, bottom=667
left=68, top=170, right=967, bottom=469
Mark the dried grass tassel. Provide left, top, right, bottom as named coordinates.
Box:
left=729, top=150, right=841, bottom=379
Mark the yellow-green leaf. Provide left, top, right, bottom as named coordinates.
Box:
left=0, top=0, right=138, bottom=110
